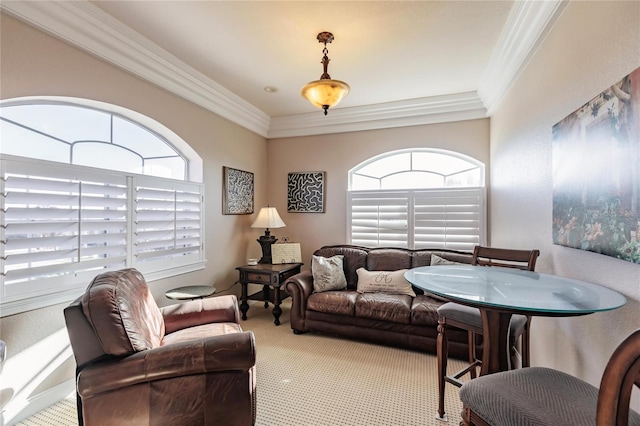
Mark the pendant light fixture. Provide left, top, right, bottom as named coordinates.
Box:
left=301, top=32, right=350, bottom=115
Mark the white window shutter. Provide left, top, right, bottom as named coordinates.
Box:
left=349, top=191, right=409, bottom=248
left=413, top=188, right=484, bottom=251
left=1, top=156, right=206, bottom=315
left=133, top=177, right=203, bottom=273
left=348, top=188, right=485, bottom=251
left=1, top=159, right=128, bottom=300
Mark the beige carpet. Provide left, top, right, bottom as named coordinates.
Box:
left=18, top=299, right=466, bottom=425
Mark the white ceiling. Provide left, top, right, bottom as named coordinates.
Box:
left=2, top=1, right=567, bottom=138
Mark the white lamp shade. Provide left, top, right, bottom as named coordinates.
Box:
left=251, top=207, right=286, bottom=229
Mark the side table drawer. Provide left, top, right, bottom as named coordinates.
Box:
left=246, top=272, right=273, bottom=284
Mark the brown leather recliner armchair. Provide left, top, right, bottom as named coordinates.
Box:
left=64, top=268, right=256, bottom=426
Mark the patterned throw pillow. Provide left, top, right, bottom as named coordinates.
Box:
left=355, top=268, right=416, bottom=297
left=312, top=255, right=348, bottom=292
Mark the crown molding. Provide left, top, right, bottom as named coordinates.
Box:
left=268, top=92, right=487, bottom=138
left=0, top=1, right=272, bottom=137
left=479, top=0, right=568, bottom=115
left=2, top=0, right=566, bottom=138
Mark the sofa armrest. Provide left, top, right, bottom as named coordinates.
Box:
left=284, top=270, right=314, bottom=331
left=78, top=330, right=255, bottom=398
left=161, top=294, right=240, bottom=334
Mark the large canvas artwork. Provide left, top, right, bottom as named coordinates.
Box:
left=287, top=171, right=325, bottom=213
left=223, top=166, right=254, bottom=215
left=552, top=67, right=640, bottom=264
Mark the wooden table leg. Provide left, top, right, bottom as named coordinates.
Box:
left=262, top=285, right=270, bottom=308
left=272, top=286, right=282, bottom=326
left=240, top=281, right=249, bottom=320
left=479, top=309, right=512, bottom=375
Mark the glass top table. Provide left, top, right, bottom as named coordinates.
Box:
left=405, top=265, right=626, bottom=374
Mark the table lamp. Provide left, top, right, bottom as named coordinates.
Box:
left=251, top=206, right=286, bottom=264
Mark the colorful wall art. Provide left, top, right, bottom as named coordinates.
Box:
left=552, top=67, right=640, bottom=264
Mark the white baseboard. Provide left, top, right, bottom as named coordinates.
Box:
left=4, top=379, right=75, bottom=426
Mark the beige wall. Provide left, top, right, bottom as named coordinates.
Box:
left=489, top=0, right=640, bottom=407
left=0, top=13, right=267, bottom=422
left=267, top=118, right=490, bottom=265
left=3, top=0, right=640, bottom=420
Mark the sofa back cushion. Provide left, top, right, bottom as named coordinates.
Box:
left=81, top=268, right=165, bottom=356
left=314, top=245, right=368, bottom=290
left=366, top=248, right=412, bottom=271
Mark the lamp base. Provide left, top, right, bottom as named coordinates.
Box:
left=257, top=235, right=278, bottom=264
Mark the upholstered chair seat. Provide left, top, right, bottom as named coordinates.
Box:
left=459, top=329, right=640, bottom=426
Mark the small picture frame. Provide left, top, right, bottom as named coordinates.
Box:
left=223, top=166, right=254, bottom=215
left=287, top=171, right=325, bottom=213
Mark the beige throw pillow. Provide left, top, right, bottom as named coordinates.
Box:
left=356, top=268, right=416, bottom=297
left=430, top=254, right=464, bottom=266
left=428, top=255, right=464, bottom=301
left=312, top=255, right=348, bottom=292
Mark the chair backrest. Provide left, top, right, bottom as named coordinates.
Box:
left=79, top=268, right=165, bottom=357
left=597, top=329, right=640, bottom=425
left=472, top=245, right=540, bottom=271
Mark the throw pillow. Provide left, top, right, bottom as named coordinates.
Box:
left=428, top=255, right=465, bottom=301
left=430, top=254, right=464, bottom=266
left=356, top=268, right=416, bottom=297
left=312, top=255, right=348, bottom=292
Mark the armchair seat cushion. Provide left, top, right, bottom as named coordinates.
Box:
left=460, top=367, right=640, bottom=426
left=161, top=322, right=243, bottom=346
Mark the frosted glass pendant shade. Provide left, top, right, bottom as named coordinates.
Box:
left=301, top=79, right=350, bottom=110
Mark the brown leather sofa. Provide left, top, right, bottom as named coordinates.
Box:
left=64, top=268, right=256, bottom=426
left=284, top=245, right=475, bottom=358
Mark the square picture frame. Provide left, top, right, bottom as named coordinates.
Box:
left=287, top=171, right=325, bottom=213
left=223, top=166, right=254, bottom=215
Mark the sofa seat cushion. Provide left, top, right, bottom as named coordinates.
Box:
left=411, top=295, right=445, bottom=326
left=161, top=322, right=243, bottom=346
left=355, top=293, right=411, bottom=324
left=307, top=291, right=358, bottom=316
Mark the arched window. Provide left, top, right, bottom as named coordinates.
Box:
left=348, top=148, right=486, bottom=250
left=0, top=98, right=205, bottom=316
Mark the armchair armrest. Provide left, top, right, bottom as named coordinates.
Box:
left=161, top=294, right=240, bottom=334
left=284, top=270, right=314, bottom=331
left=78, top=330, right=255, bottom=398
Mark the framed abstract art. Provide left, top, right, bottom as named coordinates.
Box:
left=223, top=166, right=254, bottom=215
left=287, top=171, right=325, bottom=213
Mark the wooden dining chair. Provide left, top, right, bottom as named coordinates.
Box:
left=459, top=329, right=640, bottom=426
left=436, top=245, right=540, bottom=421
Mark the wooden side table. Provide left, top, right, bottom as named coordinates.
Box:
left=236, top=263, right=302, bottom=325
left=165, top=285, right=216, bottom=300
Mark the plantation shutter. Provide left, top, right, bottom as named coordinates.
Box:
left=133, top=177, right=203, bottom=273
left=349, top=191, right=410, bottom=248
left=1, top=159, right=128, bottom=299
left=348, top=188, right=484, bottom=250
left=413, top=188, right=484, bottom=251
